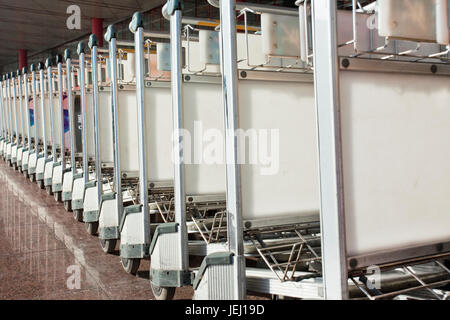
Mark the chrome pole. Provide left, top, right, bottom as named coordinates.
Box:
left=39, top=63, right=48, bottom=159
left=220, top=0, right=245, bottom=300
left=23, top=68, right=31, bottom=150
left=106, top=25, right=123, bottom=219
left=12, top=72, right=19, bottom=146
left=89, top=34, right=102, bottom=203
left=0, top=77, right=4, bottom=140
left=311, top=0, right=348, bottom=299
left=31, top=65, right=39, bottom=157
left=17, top=70, right=24, bottom=148
left=7, top=75, right=13, bottom=143
left=46, top=58, right=57, bottom=162
left=130, top=14, right=149, bottom=243
left=78, top=43, right=89, bottom=183
left=65, top=50, right=76, bottom=174
left=169, top=2, right=189, bottom=272
left=56, top=55, right=66, bottom=169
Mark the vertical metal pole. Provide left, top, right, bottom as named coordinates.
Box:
left=57, top=56, right=65, bottom=169
left=220, top=0, right=245, bottom=300
left=131, top=18, right=149, bottom=244
left=106, top=26, right=123, bottom=220
left=169, top=6, right=189, bottom=271
left=311, top=0, right=348, bottom=300
left=39, top=64, right=48, bottom=159
left=0, top=78, right=4, bottom=140
left=12, top=73, right=19, bottom=145
left=31, top=66, right=39, bottom=157
left=65, top=51, right=76, bottom=174
left=17, top=71, right=24, bottom=148
left=23, top=69, right=31, bottom=150
left=46, top=59, right=56, bottom=162
left=7, top=76, right=13, bottom=143
left=89, top=34, right=102, bottom=205
left=78, top=43, right=89, bottom=183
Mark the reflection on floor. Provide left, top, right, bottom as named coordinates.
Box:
left=0, top=161, right=193, bottom=300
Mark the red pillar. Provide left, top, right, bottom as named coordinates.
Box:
left=91, top=18, right=104, bottom=47
left=18, top=49, right=27, bottom=69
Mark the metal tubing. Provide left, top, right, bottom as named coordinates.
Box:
left=12, top=75, right=19, bottom=145
left=7, top=77, right=13, bottom=142
left=220, top=0, right=245, bottom=300
left=17, top=72, right=24, bottom=147
left=108, top=36, right=123, bottom=220
left=66, top=58, right=76, bottom=173
left=31, top=69, right=39, bottom=156
left=47, top=66, right=56, bottom=162
left=39, top=69, right=48, bottom=158
left=79, top=52, right=89, bottom=183
left=57, top=61, right=65, bottom=169
left=23, top=71, right=31, bottom=150
left=91, top=44, right=102, bottom=203
left=170, top=8, right=189, bottom=272
left=311, top=0, right=348, bottom=299
left=134, top=26, right=150, bottom=243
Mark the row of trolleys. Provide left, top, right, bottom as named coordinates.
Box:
left=0, top=0, right=449, bottom=300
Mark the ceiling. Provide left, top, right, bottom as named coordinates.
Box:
left=0, top=0, right=165, bottom=72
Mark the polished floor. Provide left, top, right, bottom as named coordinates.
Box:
left=0, top=161, right=193, bottom=300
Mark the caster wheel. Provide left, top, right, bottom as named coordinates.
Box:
left=100, top=238, right=117, bottom=254
left=18, top=166, right=22, bottom=173
left=29, top=173, right=36, bottom=182
left=37, top=180, right=44, bottom=189
left=23, top=171, right=29, bottom=179
left=85, top=221, right=98, bottom=235
left=73, top=209, right=83, bottom=222
left=151, top=283, right=176, bottom=300
left=54, top=191, right=62, bottom=202
left=7, top=160, right=11, bottom=167
left=45, top=185, right=53, bottom=195
left=64, top=200, right=72, bottom=212
left=121, top=257, right=140, bottom=275
left=13, top=163, right=17, bottom=171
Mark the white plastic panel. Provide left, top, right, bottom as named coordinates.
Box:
left=260, top=13, right=301, bottom=57
left=157, top=43, right=171, bottom=71
left=98, top=91, right=113, bottom=163
left=183, top=81, right=226, bottom=195
left=143, top=86, right=173, bottom=182
left=199, top=30, right=220, bottom=65
left=117, top=90, right=139, bottom=173
left=377, top=0, right=449, bottom=44
left=238, top=80, right=319, bottom=220
left=340, top=71, right=450, bottom=256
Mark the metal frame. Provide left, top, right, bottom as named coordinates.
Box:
left=311, top=0, right=348, bottom=300
left=56, top=56, right=66, bottom=171
left=66, top=52, right=76, bottom=174
left=220, top=0, right=246, bottom=300
left=47, top=59, right=57, bottom=163
left=78, top=46, right=89, bottom=184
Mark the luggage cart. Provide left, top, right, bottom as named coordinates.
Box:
left=10, top=71, right=21, bottom=170
left=81, top=34, right=115, bottom=235
left=71, top=42, right=97, bottom=222
left=196, top=0, right=450, bottom=300
left=20, top=67, right=34, bottom=179
left=27, top=64, right=45, bottom=183
left=42, top=57, right=63, bottom=195
left=98, top=25, right=140, bottom=255
left=0, top=75, right=6, bottom=159
left=15, top=69, right=26, bottom=173
left=61, top=49, right=83, bottom=212
left=143, top=5, right=249, bottom=298
left=4, top=73, right=15, bottom=166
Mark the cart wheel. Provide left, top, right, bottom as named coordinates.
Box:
left=45, top=185, right=53, bottom=195
left=85, top=221, right=98, bottom=235
left=13, top=163, right=18, bottom=171
left=29, top=173, right=35, bottom=182
left=121, top=257, right=140, bottom=275
left=18, top=166, right=22, bottom=173
left=73, top=209, right=83, bottom=222
left=7, top=160, right=11, bottom=167
left=100, top=238, right=117, bottom=254
left=64, top=200, right=72, bottom=212
left=37, top=180, right=44, bottom=189
left=53, top=191, right=62, bottom=202
left=23, top=171, right=29, bottom=179
left=151, top=283, right=176, bottom=300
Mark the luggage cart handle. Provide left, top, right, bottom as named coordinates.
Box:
left=88, top=34, right=98, bottom=49
left=129, top=12, right=143, bottom=34
left=105, top=24, right=116, bottom=42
